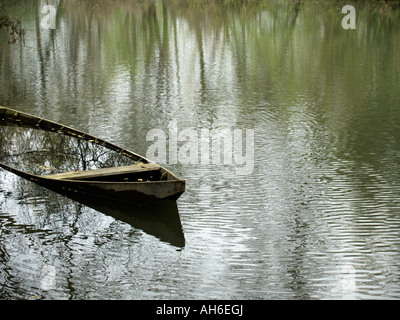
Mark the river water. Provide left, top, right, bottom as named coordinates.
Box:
left=0, top=0, right=400, bottom=299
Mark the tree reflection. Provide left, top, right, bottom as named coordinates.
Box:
left=0, top=124, right=136, bottom=175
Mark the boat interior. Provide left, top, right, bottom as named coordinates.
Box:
left=43, top=163, right=171, bottom=182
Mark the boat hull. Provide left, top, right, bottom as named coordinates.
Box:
left=42, top=175, right=186, bottom=202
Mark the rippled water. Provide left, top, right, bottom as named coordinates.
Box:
left=1, top=0, right=400, bottom=299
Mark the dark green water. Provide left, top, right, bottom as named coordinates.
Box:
left=0, top=0, right=400, bottom=299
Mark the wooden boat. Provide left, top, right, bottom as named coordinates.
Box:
left=0, top=106, right=185, bottom=203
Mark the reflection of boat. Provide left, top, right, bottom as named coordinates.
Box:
left=0, top=107, right=185, bottom=203
left=66, top=192, right=185, bottom=247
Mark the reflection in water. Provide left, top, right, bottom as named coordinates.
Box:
left=1, top=0, right=400, bottom=299
left=0, top=172, right=184, bottom=299
left=62, top=192, right=185, bottom=248
left=0, top=123, right=136, bottom=176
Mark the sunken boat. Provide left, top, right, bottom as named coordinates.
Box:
left=0, top=107, right=185, bottom=203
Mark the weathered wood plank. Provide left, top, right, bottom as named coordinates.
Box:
left=45, top=163, right=161, bottom=180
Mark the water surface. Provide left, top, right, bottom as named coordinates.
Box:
left=0, top=0, right=400, bottom=299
